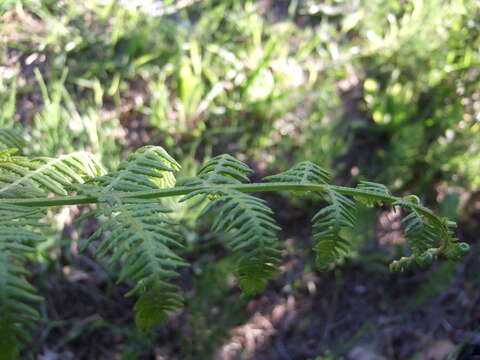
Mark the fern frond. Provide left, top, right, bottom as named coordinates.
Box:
left=80, top=145, right=179, bottom=195
left=312, top=190, right=356, bottom=270
left=187, top=189, right=281, bottom=295
left=85, top=197, right=188, bottom=329
left=181, top=156, right=281, bottom=295
left=0, top=145, right=468, bottom=345
left=0, top=204, right=44, bottom=359
left=0, top=152, right=105, bottom=198
left=263, top=161, right=330, bottom=184
left=390, top=197, right=469, bottom=272
left=79, top=146, right=185, bottom=330
left=181, top=154, right=253, bottom=186
left=354, top=180, right=391, bottom=207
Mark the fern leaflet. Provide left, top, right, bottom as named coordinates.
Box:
left=312, top=190, right=356, bottom=270
left=181, top=154, right=253, bottom=186
left=196, top=189, right=281, bottom=295
left=354, top=180, right=391, bottom=207
left=264, top=161, right=356, bottom=270
left=0, top=129, right=25, bottom=151
left=263, top=161, right=330, bottom=185
left=182, top=155, right=281, bottom=295
left=84, top=197, right=187, bottom=329
left=0, top=204, right=44, bottom=359
left=80, top=145, right=179, bottom=195
left=79, top=146, right=186, bottom=329
left=0, top=151, right=105, bottom=198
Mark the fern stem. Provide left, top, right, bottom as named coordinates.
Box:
left=0, top=182, right=442, bottom=224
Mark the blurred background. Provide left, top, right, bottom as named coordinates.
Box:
left=1, top=0, right=480, bottom=359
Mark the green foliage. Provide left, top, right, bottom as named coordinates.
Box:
left=0, top=138, right=471, bottom=357
left=264, top=161, right=331, bottom=186
left=79, top=146, right=185, bottom=330
left=0, top=150, right=105, bottom=198
left=264, top=162, right=356, bottom=270
left=0, top=129, right=25, bottom=150
left=80, top=145, right=179, bottom=195
left=352, top=0, right=480, bottom=192
left=199, top=189, right=282, bottom=295
left=1, top=0, right=342, bottom=169
left=181, top=155, right=281, bottom=295
left=182, top=154, right=253, bottom=186
left=354, top=181, right=391, bottom=207
left=312, top=190, right=356, bottom=271
left=1, top=0, right=479, bottom=356
left=0, top=205, right=45, bottom=360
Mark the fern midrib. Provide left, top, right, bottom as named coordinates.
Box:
left=326, top=189, right=343, bottom=232
left=0, top=182, right=440, bottom=227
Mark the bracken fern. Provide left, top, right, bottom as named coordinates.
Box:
left=0, top=136, right=470, bottom=358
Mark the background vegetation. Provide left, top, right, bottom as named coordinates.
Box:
left=1, top=0, right=479, bottom=358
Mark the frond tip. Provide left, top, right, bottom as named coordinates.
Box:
left=390, top=198, right=469, bottom=272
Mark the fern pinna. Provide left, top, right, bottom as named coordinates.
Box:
left=0, top=204, right=44, bottom=359
left=181, top=155, right=282, bottom=295
left=78, top=146, right=187, bottom=330
left=0, top=138, right=470, bottom=358
left=0, top=147, right=105, bottom=359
